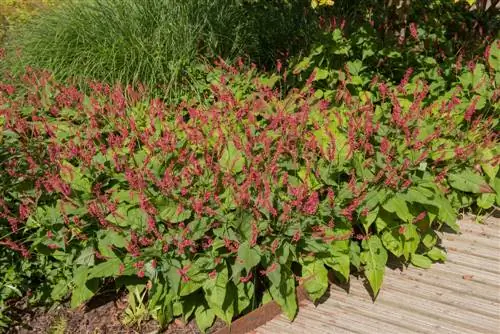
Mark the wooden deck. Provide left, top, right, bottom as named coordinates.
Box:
left=255, top=216, right=500, bottom=334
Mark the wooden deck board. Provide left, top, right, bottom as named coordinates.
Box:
left=256, top=216, right=500, bottom=334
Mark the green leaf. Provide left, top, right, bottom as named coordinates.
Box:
left=105, top=206, right=148, bottom=229
left=349, top=241, right=361, bottom=271
left=302, top=259, right=329, bottom=302
left=51, top=280, right=69, bottom=301
left=480, top=149, right=499, bottom=181
left=315, top=68, right=329, bottom=81
left=361, top=236, right=388, bottom=297
left=237, top=242, right=261, bottom=274
left=195, top=306, right=215, bottom=333
left=262, top=290, right=273, bottom=305
left=153, top=292, right=174, bottom=327
left=112, top=190, right=140, bottom=204
left=495, top=177, right=500, bottom=205
left=180, top=280, right=203, bottom=297
left=97, top=230, right=127, bottom=258
left=421, top=231, right=438, bottom=249
left=179, top=264, right=207, bottom=297
left=181, top=293, right=198, bottom=321
left=75, top=247, right=95, bottom=266
left=159, top=200, right=192, bottom=223
left=88, top=258, right=122, bottom=279
left=436, top=196, right=459, bottom=232
left=346, top=60, right=364, bottom=76
left=165, top=263, right=181, bottom=295
left=71, top=266, right=98, bottom=308
left=411, top=254, right=432, bottom=269
left=383, top=195, right=412, bottom=222
left=362, top=47, right=375, bottom=60
left=60, top=161, right=92, bottom=194
left=448, top=170, right=491, bottom=193
left=293, top=56, right=312, bottom=73
left=236, top=281, right=254, bottom=314
left=477, top=193, right=495, bottom=209
left=325, top=240, right=350, bottom=281
left=488, top=39, right=500, bottom=72
left=471, top=64, right=486, bottom=88
left=220, top=141, right=245, bottom=174
left=405, top=188, right=434, bottom=206
left=426, top=247, right=447, bottom=262
left=403, top=224, right=420, bottom=261
left=268, top=267, right=297, bottom=320
left=203, top=265, right=234, bottom=324
left=361, top=207, right=379, bottom=233
left=381, top=230, right=403, bottom=258
left=375, top=209, right=398, bottom=232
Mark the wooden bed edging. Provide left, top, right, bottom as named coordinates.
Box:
left=213, top=285, right=311, bottom=334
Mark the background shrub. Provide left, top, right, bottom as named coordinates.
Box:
left=4, top=0, right=318, bottom=96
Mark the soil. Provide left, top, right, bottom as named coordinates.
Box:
left=6, top=292, right=226, bottom=334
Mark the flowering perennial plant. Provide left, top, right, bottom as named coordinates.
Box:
left=0, top=40, right=499, bottom=331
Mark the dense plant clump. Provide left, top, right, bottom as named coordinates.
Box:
left=3, top=0, right=318, bottom=94
left=1, top=36, right=499, bottom=330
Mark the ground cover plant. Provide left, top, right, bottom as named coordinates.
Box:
left=1, top=36, right=499, bottom=330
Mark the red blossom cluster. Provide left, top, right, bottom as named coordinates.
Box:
left=0, top=46, right=497, bottom=292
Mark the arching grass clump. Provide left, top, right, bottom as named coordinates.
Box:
left=5, top=0, right=318, bottom=93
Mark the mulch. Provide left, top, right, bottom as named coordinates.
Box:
left=5, top=292, right=225, bottom=334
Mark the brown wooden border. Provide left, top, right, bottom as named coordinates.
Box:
left=213, top=285, right=311, bottom=334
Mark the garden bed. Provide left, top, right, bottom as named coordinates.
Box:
left=0, top=1, right=499, bottom=333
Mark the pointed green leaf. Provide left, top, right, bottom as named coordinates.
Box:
left=427, top=247, right=447, bottom=262
left=315, top=68, right=329, bottom=81
left=411, top=254, right=432, bottom=269
left=159, top=200, right=192, bottom=223
left=97, top=230, right=127, bottom=258
left=381, top=230, right=403, bottom=257
left=477, top=193, right=495, bottom=209
left=195, top=306, right=215, bottom=333
left=422, top=231, right=438, bottom=249
left=237, top=242, right=261, bottom=274
left=361, top=207, right=379, bottom=233
left=302, top=259, right=329, bottom=302
left=51, top=280, right=69, bottom=301
left=325, top=240, right=350, bottom=281
left=375, top=209, right=398, bottom=232
left=236, top=281, right=254, bottom=314
left=383, top=195, right=412, bottom=222
left=405, top=188, right=434, bottom=206
left=75, top=247, right=95, bottom=266
left=361, top=236, right=387, bottom=297
left=403, top=224, right=420, bottom=261
left=269, top=270, right=297, bottom=320
left=88, top=258, right=122, bottom=279
left=436, top=196, right=459, bottom=231
left=448, top=170, right=491, bottom=193
left=220, top=141, right=245, bottom=174
left=71, top=266, right=98, bottom=308
left=203, top=266, right=234, bottom=324
left=349, top=241, right=361, bottom=271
